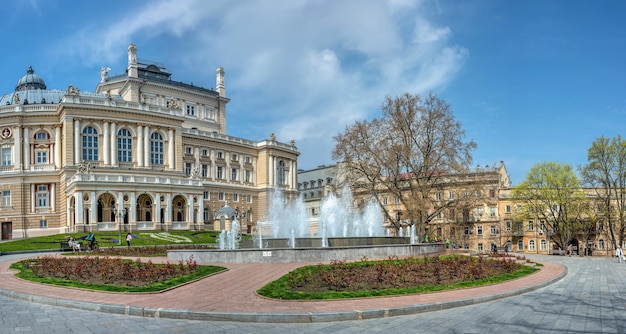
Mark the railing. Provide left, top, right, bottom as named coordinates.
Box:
left=68, top=173, right=203, bottom=187
left=171, top=222, right=188, bottom=230
left=31, top=164, right=55, bottom=171
left=35, top=207, right=50, bottom=214
left=136, top=222, right=154, bottom=230
left=98, top=222, right=117, bottom=231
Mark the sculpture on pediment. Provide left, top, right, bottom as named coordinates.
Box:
left=13, top=93, right=20, bottom=105
left=270, top=133, right=276, bottom=142
left=100, top=66, right=111, bottom=83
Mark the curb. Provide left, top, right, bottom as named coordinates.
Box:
left=0, top=265, right=567, bottom=323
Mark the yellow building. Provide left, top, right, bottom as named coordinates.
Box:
left=0, top=44, right=298, bottom=240
left=298, top=161, right=614, bottom=257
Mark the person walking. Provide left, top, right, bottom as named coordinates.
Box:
left=126, top=233, right=132, bottom=248
left=566, top=244, right=572, bottom=257
left=617, top=246, right=623, bottom=263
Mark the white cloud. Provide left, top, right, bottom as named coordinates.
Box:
left=413, top=17, right=451, bottom=43
left=58, top=0, right=467, bottom=170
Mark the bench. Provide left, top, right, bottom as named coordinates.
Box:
left=60, top=241, right=84, bottom=252
left=550, top=249, right=566, bottom=256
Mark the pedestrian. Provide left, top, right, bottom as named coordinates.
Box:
left=566, top=244, right=572, bottom=257
left=126, top=233, right=132, bottom=248
left=617, top=247, right=623, bottom=263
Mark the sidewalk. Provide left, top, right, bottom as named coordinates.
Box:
left=0, top=253, right=566, bottom=323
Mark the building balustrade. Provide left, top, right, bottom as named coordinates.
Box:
left=68, top=173, right=202, bottom=187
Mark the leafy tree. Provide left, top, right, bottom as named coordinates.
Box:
left=332, top=92, right=476, bottom=234
left=580, top=135, right=626, bottom=250
left=512, top=162, right=586, bottom=250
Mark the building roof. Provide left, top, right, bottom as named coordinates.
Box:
left=15, top=66, right=46, bottom=91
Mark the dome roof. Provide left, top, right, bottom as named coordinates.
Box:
left=15, top=66, right=46, bottom=91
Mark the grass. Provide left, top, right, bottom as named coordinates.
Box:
left=0, top=230, right=222, bottom=253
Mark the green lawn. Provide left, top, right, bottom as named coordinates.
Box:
left=0, top=230, right=221, bottom=253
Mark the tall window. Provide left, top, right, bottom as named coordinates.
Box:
left=245, top=170, right=251, bottom=183
left=150, top=132, right=164, bottom=165
left=36, top=185, right=48, bottom=207
left=35, top=150, right=48, bottom=164
left=2, top=147, right=11, bottom=165
left=231, top=168, right=238, bottom=181
left=185, top=163, right=192, bottom=175
left=82, top=126, right=98, bottom=161
left=117, top=128, right=132, bottom=162
left=2, top=190, right=10, bottom=207
left=202, top=164, right=208, bottom=178
left=277, top=160, right=286, bottom=185
left=186, top=104, right=195, bottom=116
left=217, top=166, right=223, bottom=179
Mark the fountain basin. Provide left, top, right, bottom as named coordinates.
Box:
left=168, top=243, right=446, bottom=264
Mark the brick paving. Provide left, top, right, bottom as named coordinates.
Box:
left=0, top=252, right=565, bottom=321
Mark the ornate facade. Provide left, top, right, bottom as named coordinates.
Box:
left=0, top=44, right=299, bottom=240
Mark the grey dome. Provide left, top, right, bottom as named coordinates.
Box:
left=15, top=66, right=47, bottom=91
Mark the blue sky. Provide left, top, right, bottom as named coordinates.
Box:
left=1, top=0, right=625, bottom=185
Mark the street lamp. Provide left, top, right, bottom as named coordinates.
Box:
left=113, top=207, right=127, bottom=245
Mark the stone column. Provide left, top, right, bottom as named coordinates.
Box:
left=197, top=193, right=204, bottom=224
left=144, top=125, right=150, bottom=167
left=110, top=122, right=117, bottom=167
left=103, top=121, right=110, bottom=165
left=90, top=192, right=97, bottom=225
left=165, top=193, right=172, bottom=224
left=168, top=128, right=175, bottom=169
left=51, top=184, right=56, bottom=212
left=13, top=126, right=21, bottom=170
left=137, top=125, right=143, bottom=167
left=54, top=126, right=61, bottom=168
left=31, top=184, right=35, bottom=212
left=187, top=194, right=194, bottom=224
left=130, top=192, right=137, bottom=224
left=74, top=119, right=81, bottom=164
left=75, top=192, right=84, bottom=225
left=23, top=127, right=30, bottom=169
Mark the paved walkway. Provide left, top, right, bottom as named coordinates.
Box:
left=1, top=252, right=562, bottom=322
left=2, top=252, right=626, bottom=333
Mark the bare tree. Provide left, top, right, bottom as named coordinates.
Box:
left=580, top=135, right=626, bottom=250
left=332, top=92, right=476, bottom=234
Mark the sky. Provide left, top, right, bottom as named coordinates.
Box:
left=1, top=0, right=625, bottom=185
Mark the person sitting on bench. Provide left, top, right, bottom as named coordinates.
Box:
left=68, top=237, right=81, bottom=252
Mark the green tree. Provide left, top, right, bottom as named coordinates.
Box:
left=580, top=135, right=626, bottom=250
left=332, top=92, right=476, bottom=234
left=512, top=162, right=586, bottom=250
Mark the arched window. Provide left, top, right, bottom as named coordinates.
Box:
left=150, top=132, right=164, bottom=165
left=277, top=160, right=286, bottom=186
left=82, top=126, right=98, bottom=161
left=117, top=128, right=132, bottom=163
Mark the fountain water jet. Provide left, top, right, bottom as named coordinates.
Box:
left=169, top=187, right=446, bottom=263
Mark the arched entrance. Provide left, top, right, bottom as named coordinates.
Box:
left=172, top=195, right=187, bottom=223
left=97, top=193, right=116, bottom=223
left=136, top=194, right=154, bottom=222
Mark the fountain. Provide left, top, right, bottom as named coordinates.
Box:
left=168, top=186, right=446, bottom=263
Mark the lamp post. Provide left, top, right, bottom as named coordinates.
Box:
left=113, top=207, right=126, bottom=245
